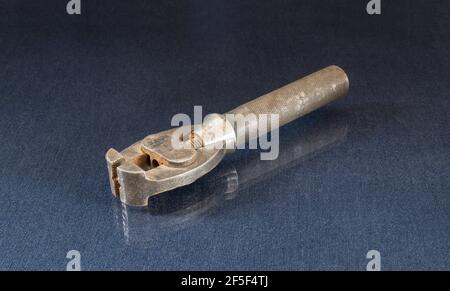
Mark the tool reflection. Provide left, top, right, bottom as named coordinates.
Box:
left=112, top=109, right=349, bottom=245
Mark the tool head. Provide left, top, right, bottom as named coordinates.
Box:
left=106, top=114, right=235, bottom=206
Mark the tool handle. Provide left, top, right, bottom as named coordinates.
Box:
left=226, top=65, right=349, bottom=145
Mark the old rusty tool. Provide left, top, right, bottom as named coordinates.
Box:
left=106, top=65, right=349, bottom=206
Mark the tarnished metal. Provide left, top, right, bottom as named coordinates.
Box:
left=106, top=65, right=349, bottom=206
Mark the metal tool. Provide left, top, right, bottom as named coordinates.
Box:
left=106, top=65, right=349, bottom=206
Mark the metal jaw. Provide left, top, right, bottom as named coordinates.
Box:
left=106, top=114, right=236, bottom=206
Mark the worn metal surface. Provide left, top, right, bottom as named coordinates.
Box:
left=228, top=65, right=349, bottom=146
left=106, top=65, right=349, bottom=206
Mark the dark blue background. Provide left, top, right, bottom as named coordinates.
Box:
left=0, top=0, right=448, bottom=270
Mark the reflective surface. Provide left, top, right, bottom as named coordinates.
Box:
left=113, top=109, right=348, bottom=245
left=0, top=1, right=449, bottom=270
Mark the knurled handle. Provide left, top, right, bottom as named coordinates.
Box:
left=226, top=65, right=349, bottom=145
